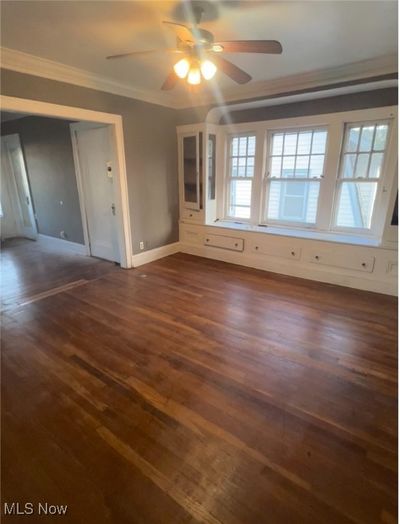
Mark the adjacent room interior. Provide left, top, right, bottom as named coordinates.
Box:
left=1, top=1, right=398, bottom=523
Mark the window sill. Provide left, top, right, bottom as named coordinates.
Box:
left=209, top=220, right=384, bottom=248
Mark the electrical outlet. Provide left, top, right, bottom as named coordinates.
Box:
left=139, top=241, right=145, bottom=250
left=60, top=230, right=67, bottom=239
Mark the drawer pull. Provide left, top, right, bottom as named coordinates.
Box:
left=206, top=238, right=210, bottom=242
left=291, top=251, right=296, bottom=256
left=361, top=262, right=366, bottom=267
left=255, top=246, right=259, bottom=250
left=315, top=255, right=320, bottom=260
left=234, top=243, right=238, bottom=247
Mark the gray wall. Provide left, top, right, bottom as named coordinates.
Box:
left=218, top=87, right=398, bottom=124
left=1, top=69, right=179, bottom=254
left=1, top=115, right=85, bottom=244
left=2, top=69, right=397, bottom=254
left=175, top=77, right=398, bottom=125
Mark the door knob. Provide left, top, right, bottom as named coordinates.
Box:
left=111, top=203, right=116, bottom=215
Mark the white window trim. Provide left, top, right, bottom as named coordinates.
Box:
left=261, top=125, right=329, bottom=228
left=331, top=118, right=395, bottom=236
left=220, top=106, right=397, bottom=242
left=224, top=131, right=258, bottom=223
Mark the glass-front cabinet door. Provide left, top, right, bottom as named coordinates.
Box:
left=182, top=133, right=203, bottom=210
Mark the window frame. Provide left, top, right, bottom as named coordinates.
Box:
left=331, top=118, right=393, bottom=235
left=220, top=106, right=397, bottom=242
left=224, top=132, right=257, bottom=222
left=261, top=125, right=329, bottom=228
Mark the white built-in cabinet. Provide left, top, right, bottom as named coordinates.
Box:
left=177, top=124, right=218, bottom=225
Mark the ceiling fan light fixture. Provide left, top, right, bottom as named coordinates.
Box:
left=187, top=66, right=201, bottom=85
left=200, top=59, right=217, bottom=80
left=173, top=58, right=190, bottom=79
left=211, top=44, right=224, bottom=53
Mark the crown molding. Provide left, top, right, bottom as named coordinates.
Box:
left=1, top=47, right=397, bottom=111
left=190, top=54, right=398, bottom=108
left=0, top=47, right=179, bottom=109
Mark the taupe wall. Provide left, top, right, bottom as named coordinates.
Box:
left=1, top=69, right=179, bottom=254
left=1, top=115, right=85, bottom=244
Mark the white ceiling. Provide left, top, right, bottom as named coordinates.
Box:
left=1, top=1, right=397, bottom=106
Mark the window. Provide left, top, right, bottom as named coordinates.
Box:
left=265, top=129, right=327, bottom=225
left=227, top=135, right=256, bottom=219
left=334, top=121, right=389, bottom=230
left=221, top=109, right=396, bottom=242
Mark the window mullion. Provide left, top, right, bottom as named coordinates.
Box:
left=317, top=122, right=342, bottom=230
left=251, top=129, right=265, bottom=225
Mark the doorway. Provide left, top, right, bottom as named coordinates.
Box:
left=0, top=95, right=132, bottom=268
left=71, top=123, right=120, bottom=263
left=1, top=133, right=37, bottom=240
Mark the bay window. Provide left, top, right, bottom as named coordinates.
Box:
left=222, top=108, right=396, bottom=242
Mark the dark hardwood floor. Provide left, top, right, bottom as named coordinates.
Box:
left=1, top=240, right=397, bottom=523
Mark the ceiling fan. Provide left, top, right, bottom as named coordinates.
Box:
left=106, top=6, right=282, bottom=90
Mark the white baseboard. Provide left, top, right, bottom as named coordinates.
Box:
left=132, top=241, right=181, bottom=267
left=38, top=233, right=87, bottom=255
left=180, top=243, right=397, bottom=296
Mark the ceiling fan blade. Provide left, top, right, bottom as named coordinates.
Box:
left=211, top=55, right=251, bottom=84
left=215, top=40, right=283, bottom=54
left=161, top=71, right=178, bottom=91
left=162, top=21, right=194, bottom=44
left=107, top=49, right=181, bottom=60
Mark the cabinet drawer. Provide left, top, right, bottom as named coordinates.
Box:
left=308, top=250, right=375, bottom=273
left=204, top=234, right=244, bottom=252
left=250, top=240, right=301, bottom=260
left=181, top=208, right=203, bottom=222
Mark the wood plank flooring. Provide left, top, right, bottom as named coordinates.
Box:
left=1, top=241, right=397, bottom=523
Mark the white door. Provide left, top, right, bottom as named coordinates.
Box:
left=73, top=125, right=119, bottom=262
left=1, top=134, right=37, bottom=239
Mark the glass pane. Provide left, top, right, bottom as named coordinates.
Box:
left=346, top=127, right=360, bottom=152
left=368, top=152, right=384, bottom=178
left=284, top=133, right=297, bottom=155
left=311, top=131, right=327, bottom=154
left=230, top=206, right=250, bottom=219
left=272, top=133, right=283, bottom=156
left=208, top=134, right=216, bottom=200
left=297, top=132, right=312, bottom=155
left=335, top=182, right=377, bottom=229
left=342, top=154, right=357, bottom=178
left=247, top=136, right=256, bottom=156
left=231, top=137, right=239, bottom=156
left=282, top=156, right=295, bottom=177
left=246, top=165, right=254, bottom=177
left=359, top=126, right=374, bottom=152
left=231, top=158, right=238, bottom=177
left=183, top=136, right=197, bottom=203
left=374, top=125, right=388, bottom=150
left=309, top=155, right=324, bottom=178
left=267, top=180, right=319, bottom=223
left=355, top=153, right=369, bottom=178
left=294, top=155, right=309, bottom=177
left=230, top=179, right=251, bottom=216
left=239, top=137, right=247, bottom=155
left=270, top=157, right=281, bottom=178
